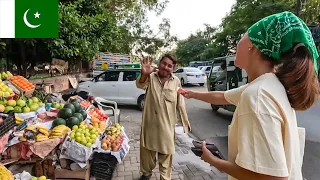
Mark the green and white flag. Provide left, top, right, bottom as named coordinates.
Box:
left=0, top=0, right=58, bottom=38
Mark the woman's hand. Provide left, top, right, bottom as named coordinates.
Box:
left=201, top=141, right=219, bottom=165
left=180, top=90, right=195, bottom=99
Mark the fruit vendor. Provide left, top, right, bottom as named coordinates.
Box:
left=136, top=54, right=191, bottom=180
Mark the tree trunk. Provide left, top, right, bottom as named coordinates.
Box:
left=295, top=0, right=301, bottom=16
left=5, top=39, right=11, bottom=71
left=19, top=42, right=27, bottom=77
left=80, top=61, right=83, bottom=73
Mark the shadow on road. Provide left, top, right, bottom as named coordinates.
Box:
left=118, top=105, right=141, bottom=110
left=212, top=109, right=233, bottom=121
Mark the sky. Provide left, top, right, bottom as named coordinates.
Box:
left=147, top=0, right=236, bottom=40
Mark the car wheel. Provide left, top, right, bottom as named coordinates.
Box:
left=138, top=95, right=145, bottom=111
left=181, top=78, right=185, bottom=86
left=211, top=104, right=219, bottom=111
left=199, top=83, right=204, bottom=86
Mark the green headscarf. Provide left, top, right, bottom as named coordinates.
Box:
left=248, top=11, right=319, bottom=74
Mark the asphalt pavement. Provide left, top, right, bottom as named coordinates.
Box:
left=119, top=84, right=319, bottom=180
left=183, top=85, right=320, bottom=180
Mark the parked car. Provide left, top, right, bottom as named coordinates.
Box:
left=76, top=69, right=145, bottom=110
left=174, top=67, right=206, bottom=86
left=200, top=66, right=211, bottom=76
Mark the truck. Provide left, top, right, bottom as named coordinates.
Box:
left=92, top=52, right=140, bottom=77
left=207, top=55, right=248, bottom=112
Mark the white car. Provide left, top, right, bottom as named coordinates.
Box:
left=201, top=66, right=212, bottom=76
left=76, top=69, right=145, bottom=110
left=174, top=67, right=206, bottom=86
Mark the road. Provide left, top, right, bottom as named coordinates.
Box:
left=183, top=85, right=320, bottom=180
left=119, top=85, right=319, bottom=180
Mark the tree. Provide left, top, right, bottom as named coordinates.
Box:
left=133, top=18, right=178, bottom=57
left=214, top=0, right=295, bottom=54
left=103, top=0, right=175, bottom=56
left=175, top=0, right=319, bottom=64
left=175, top=25, right=217, bottom=66
left=0, top=40, right=5, bottom=59
left=298, top=0, right=320, bottom=24
left=1, top=0, right=174, bottom=76
left=47, top=1, right=123, bottom=62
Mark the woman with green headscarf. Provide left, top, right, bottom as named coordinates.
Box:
left=181, top=11, right=319, bottom=180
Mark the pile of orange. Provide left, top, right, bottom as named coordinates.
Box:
left=10, top=76, right=35, bottom=91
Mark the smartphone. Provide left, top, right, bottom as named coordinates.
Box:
left=191, top=147, right=224, bottom=160
left=191, top=140, right=225, bottom=160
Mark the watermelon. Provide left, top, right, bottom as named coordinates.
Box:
left=72, top=113, right=84, bottom=122
left=57, top=108, right=73, bottom=119
left=79, top=110, right=87, bottom=120
left=64, top=104, right=75, bottom=114
left=70, top=99, right=77, bottom=103
left=71, top=102, right=81, bottom=113
left=66, top=117, right=80, bottom=129
left=52, top=118, right=66, bottom=128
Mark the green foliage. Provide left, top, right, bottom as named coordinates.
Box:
left=175, top=0, right=319, bottom=65
left=0, top=40, right=6, bottom=59
left=175, top=25, right=217, bottom=66
left=215, top=0, right=295, bottom=52
left=47, top=1, right=122, bottom=61
left=0, top=0, right=174, bottom=75
left=298, top=0, right=320, bottom=24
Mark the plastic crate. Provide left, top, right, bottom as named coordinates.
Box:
left=90, top=153, right=118, bottom=180
left=0, top=111, right=16, bottom=137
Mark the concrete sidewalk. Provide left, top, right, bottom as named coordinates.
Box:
left=112, top=124, right=228, bottom=180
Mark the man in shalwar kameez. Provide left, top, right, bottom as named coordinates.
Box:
left=136, top=54, right=191, bottom=180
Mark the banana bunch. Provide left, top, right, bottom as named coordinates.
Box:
left=36, top=126, right=50, bottom=136
left=25, top=125, right=37, bottom=131
left=23, top=125, right=50, bottom=142
left=106, top=124, right=121, bottom=136
left=49, top=125, right=71, bottom=139
left=0, top=163, right=14, bottom=180
left=19, top=136, right=27, bottom=142
left=15, top=116, right=24, bottom=125
left=35, top=126, right=50, bottom=142
left=36, top=133, right=49, bottom=142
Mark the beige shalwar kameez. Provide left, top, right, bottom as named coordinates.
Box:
left=136, top=72, right=191, bottom=180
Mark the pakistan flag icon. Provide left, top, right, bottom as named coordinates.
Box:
left=14, top=0, right=58, bottom=38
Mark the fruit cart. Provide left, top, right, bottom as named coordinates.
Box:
left=0, top=71, right=131, bottom=180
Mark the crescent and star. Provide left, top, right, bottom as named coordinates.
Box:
left=23, top=9, right=41, bottom=28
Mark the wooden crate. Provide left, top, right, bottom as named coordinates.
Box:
left=54, top=166, right=90, bottom=180
left=35, top=159, right=55, bottom=179
left=9, top=77, right=35, bottom=97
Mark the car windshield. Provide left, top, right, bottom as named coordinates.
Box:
left=185, top=68, right=202, bottom=72
left=212, top=66, right=221, bottom=72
